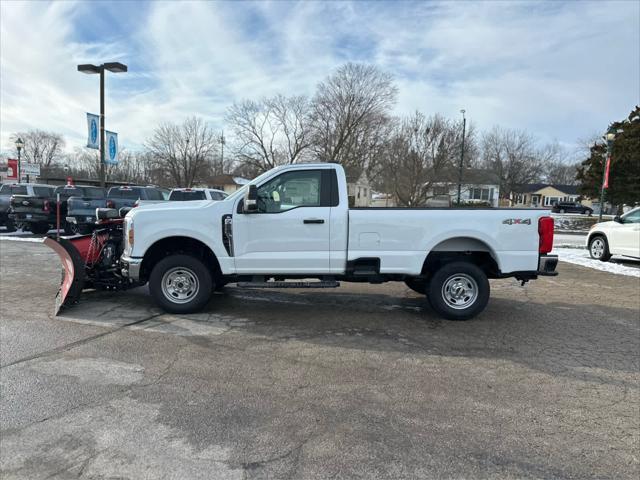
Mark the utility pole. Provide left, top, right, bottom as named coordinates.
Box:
left=456, top=109, right=466, bottom=205
left=219, top=130, right=226, bottom=175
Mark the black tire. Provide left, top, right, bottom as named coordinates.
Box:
left=588, top=235, right=611, bottom=262
left=29, top=222, right=50, bottom=235
left=149, top=254, right=213, bottom=314
left=4, top=218, right=16, bottom=233
left=404, top=278, right=427, bottom=295
left=427, top=261, right=490, bottom=321
left=586, top=209, right=593, bottom=216
left=63, top=221, right=78, bottom=236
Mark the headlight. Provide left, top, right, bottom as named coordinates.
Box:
left=124, top=218, right=134, bottom=255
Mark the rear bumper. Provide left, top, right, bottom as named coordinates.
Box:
left=120, top=255, right=143, bottom=281
left=538, top=254, right=558, bottom=276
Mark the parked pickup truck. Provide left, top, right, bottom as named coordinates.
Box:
left=1, top=183, right=54, bottom=232
left=118, top=164, right=557, bottom=320
left=10, top=184, right=102, bottom=234
left=65, top=186, right=107, bottom=234
left=106, top=185, right=166, bottom=210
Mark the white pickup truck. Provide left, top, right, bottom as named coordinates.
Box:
left=120, top=163, right=557, bottom=320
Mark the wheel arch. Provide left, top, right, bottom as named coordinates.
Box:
left=141, top=236, right=222, bottom=283
left=421, top=236, right=500, bottom=278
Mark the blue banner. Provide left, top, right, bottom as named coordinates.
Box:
left=105, top=131, right=118, bottom=165
left=86, top=113, right=99, bottom=150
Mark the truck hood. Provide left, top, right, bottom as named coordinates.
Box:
left=132, top=200, right=216, bottom=212
left=127, top=199, right=229, bottom=221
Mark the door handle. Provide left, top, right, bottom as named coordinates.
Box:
left=303, top=219, right=325, bottom=224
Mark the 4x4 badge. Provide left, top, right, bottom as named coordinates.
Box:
left=503, top=218, right=531, bottom=225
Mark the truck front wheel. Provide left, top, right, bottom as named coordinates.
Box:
left=427, top=262, right=490, bottom=321
left=149, top=254, right=213, bottom=314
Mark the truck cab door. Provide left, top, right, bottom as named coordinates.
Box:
left=233, top=169, right=333, bottom=274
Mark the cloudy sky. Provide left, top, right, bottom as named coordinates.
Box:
left=1, top=0, right=638, bottom=156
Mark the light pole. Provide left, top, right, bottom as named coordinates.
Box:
left=15, top=137, right=24, bottom=182
left=456, top=109, right=466, bottom=205
left=77, top=62, right=128, bottom=187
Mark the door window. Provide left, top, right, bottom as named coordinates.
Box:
left=257, top=170, right=322, bottom=213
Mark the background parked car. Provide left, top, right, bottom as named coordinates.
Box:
left=552, top=201, right=593, bottom=215
left=1, top=183, right=54, bottom=233
left=169, top=188, right=228, bottom=201
left=587, top=207, right=640, bottom=261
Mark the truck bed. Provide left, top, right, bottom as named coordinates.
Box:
left=347, top=208, right=547, bottom=275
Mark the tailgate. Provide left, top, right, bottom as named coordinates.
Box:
left=10, top=195, right=47, bottom=213
left=68, top=197, right=106, bottom=216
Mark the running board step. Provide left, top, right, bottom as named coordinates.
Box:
left=237, top=281, right=340, bottom=289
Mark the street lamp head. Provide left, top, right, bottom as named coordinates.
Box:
left=77, top=64, right=101, bottom=74
left=104, top=62, right=128, bottom=73
left=15, top=137, right=24, bottom=150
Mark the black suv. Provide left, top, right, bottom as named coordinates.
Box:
left=551, top=202, right=593, bottom=215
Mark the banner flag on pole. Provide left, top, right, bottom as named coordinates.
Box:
left=104, top=131, right=119, bottom=165
left=603, top=156, right=611, bottom=189
left=86, top=113, right=99, bottom=149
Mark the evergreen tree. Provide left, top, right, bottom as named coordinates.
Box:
left=577, top=106, right=640, bottom=208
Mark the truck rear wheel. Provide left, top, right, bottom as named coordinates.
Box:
left=427, top=261, right=489, bottom=321
left=149, top=254, right=213, bottom=314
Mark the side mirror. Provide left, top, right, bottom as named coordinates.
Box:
left=243, top=185, right=258, bottom=213
left=613, top=215, right=623, bottom=223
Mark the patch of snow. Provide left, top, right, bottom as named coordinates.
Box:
left=233, top=176, right=250, bottom=185
left=552, top=247, right=640, bottom=277
left=0, top=236, right=45, bottom=243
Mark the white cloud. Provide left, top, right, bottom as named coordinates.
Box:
left=1, top=0, right=638, bottom=158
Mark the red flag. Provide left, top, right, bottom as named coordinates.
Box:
left=603, top=156, right=611, bottom=189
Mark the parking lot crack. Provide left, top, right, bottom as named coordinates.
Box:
left=0, top=313, right=164, bottom=370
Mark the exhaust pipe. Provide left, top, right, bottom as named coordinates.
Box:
left=43, top=237, right=86, bottom=315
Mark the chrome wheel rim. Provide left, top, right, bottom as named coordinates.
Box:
left=590, top=238, right=604, bottom=258
left=442, top=273, right=478, bottom=310
left=161, top=266, right=199, bottom=304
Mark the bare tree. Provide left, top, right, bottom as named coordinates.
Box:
left=10, top=130, right=65, bottom=169
left=481, top=126, right=545, bottom=198
left=226, top=95, right=311, bottom=174
left=145, top=117, right=218, bottom=187
left=374, top=113, right=459, bottom=206
left=310, top=63, right=398, bottom=179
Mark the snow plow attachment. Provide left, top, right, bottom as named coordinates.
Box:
left=44, top=237, right=86, bottom=315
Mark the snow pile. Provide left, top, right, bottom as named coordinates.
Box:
left=552, top=247, right=640, bottom=277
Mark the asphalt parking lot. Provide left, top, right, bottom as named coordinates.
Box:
left=1, top=239, right=639, bottom=479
